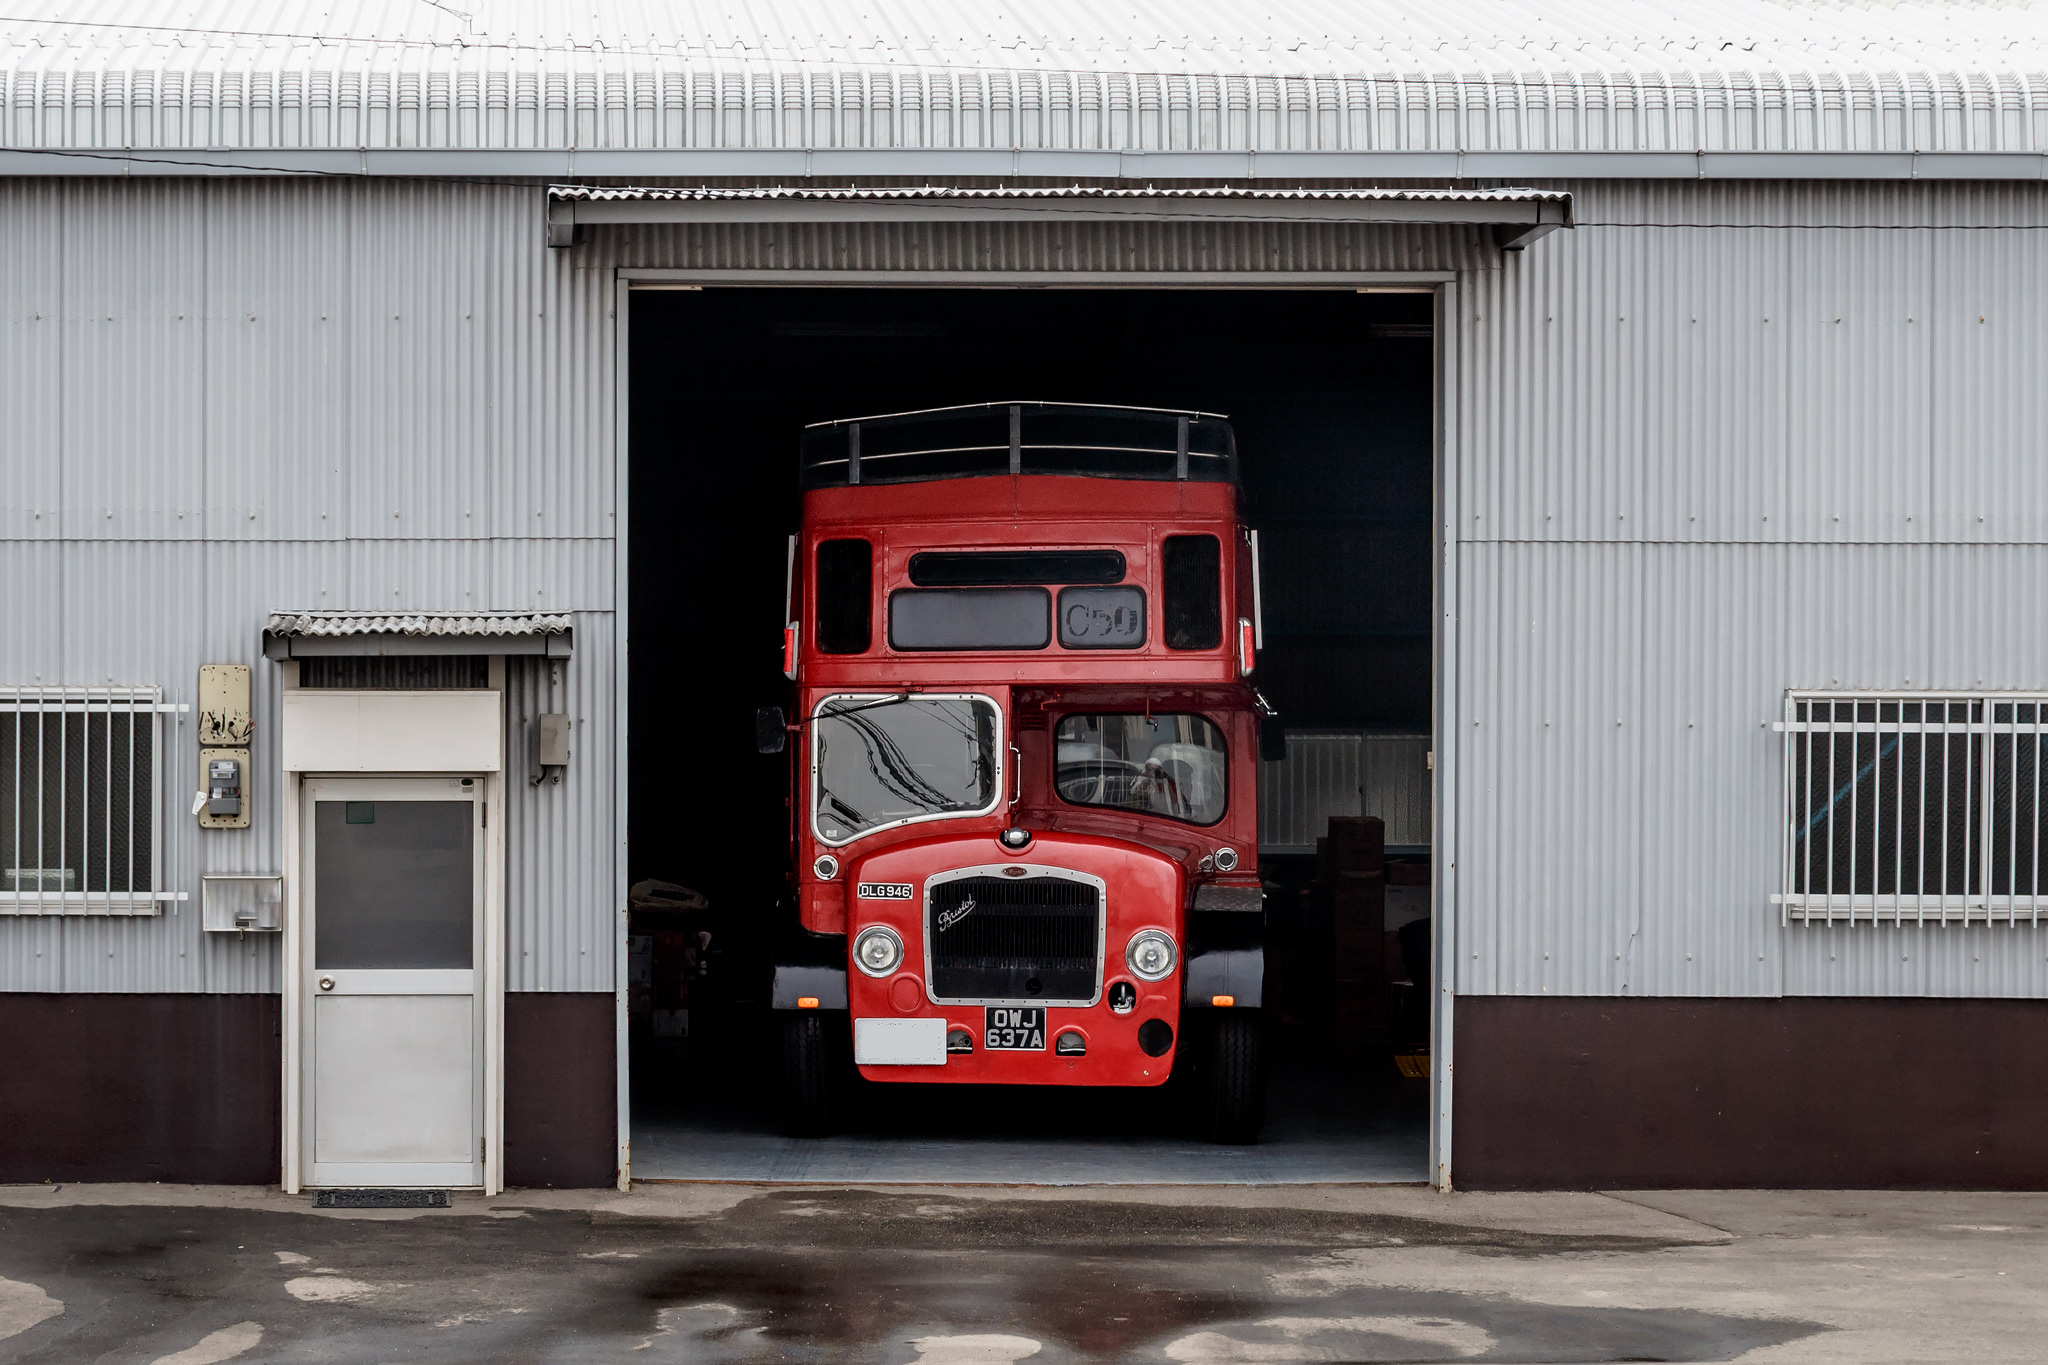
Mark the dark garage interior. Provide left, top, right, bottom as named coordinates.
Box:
left=626, top=286, right=1435, bottom=1181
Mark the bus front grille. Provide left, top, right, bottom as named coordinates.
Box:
left=927, top=875, right=1102, bottom=1003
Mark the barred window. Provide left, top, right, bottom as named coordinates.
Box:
left=1778, top=693, right=2047, bottom=925
left=1, top=689, right=167, bottom=913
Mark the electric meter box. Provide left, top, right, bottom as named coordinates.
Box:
left=197, top=664, right=253, bottom=829
left=202, top=874, right=282, bottom=933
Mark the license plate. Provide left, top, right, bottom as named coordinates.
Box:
left=983, top=1007, right=1046, bottom=1051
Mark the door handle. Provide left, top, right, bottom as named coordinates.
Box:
left=318, top=975, right=335, bottom=991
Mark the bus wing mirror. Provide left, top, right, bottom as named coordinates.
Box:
left=756, top=706, right=788, bottom=755
left=1258, top=717, right=1287, bottom=762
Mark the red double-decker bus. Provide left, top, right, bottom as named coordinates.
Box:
left=760, top=402, right=1270, bottom=1142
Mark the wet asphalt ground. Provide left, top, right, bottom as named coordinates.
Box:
left=2, top=1183, right=2043, bottom=1363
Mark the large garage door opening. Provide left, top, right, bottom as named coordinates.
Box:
left=627, top=287, right=1435, bottom=1182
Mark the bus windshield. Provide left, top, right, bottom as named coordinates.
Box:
left=812, top=695, right=1001, bottom=844
left=1054, top=713, right=1228, bottom=825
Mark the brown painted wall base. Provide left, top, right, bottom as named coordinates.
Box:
left=0, top=991, right=616, bottom=1189
left=1455, top=996, right=2048, bottom=1190
left=0, top=993, right=282, bottom=1185
left=505, top=992, right=616, bottom=1188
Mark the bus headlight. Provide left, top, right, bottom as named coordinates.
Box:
left=852, top=925, right=904, bottom=977
left=1125, top=930, right=1178, bottom=982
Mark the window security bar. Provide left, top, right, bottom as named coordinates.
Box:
left=1774, top=691, right=2048, bottom=926
left=2, top=688, right=186, bottom=915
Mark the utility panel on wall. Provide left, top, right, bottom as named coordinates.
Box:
left=197, top=664, right=252, bottom=830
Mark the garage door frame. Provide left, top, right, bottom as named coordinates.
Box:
left=611, top=266, right=1465, bottom=1191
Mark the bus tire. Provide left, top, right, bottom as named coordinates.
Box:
left=780, top=1012, right=834, bottom=1137
left=1203, top=1010, right=1267, bottom=1144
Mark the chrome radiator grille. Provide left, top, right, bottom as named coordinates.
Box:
left=926, top=874, right=1102, bottom=1003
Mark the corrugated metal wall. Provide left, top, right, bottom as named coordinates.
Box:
left=0, top=177, right=617, bottom=992
left=503, top=636, right=617, bottom=993
left=1259, top=733, right=1432, bottom=853
left=1453, top=179, right=2048, bottom=1000
left=0, top=177, right=1494, bottom=996
left=7, top=173, right=2046, bottom=1003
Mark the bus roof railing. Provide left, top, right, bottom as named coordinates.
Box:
left=800, top=401, right=1238, bottom=489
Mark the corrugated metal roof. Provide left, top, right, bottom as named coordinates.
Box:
left=6, top=0, right=2044, bottom=77
left=3, top=1, right=2044, bottom=163
left=265, top=610, right=573, bottom=636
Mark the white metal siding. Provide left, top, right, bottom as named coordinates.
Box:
left=1785, top=922, right=2048, bottom=999
left=504, top=631, right=617, bottom=993
left=0, top=179, right=58, bottom=540
left=203, top=179, right=351, bottom=542
left=1451, top=178, right=2048, bottom=999
left=1467, top=543, right=1647, bottom=997
left=1453, top=540, right=2048, bottom=999
left=61, top=181, right=207, bottom=542
left=1633, top=545, right=1787, bottom=999
left=1461, top=180, right=2048, bottom=548
left=6, top=171, right=2048, bottom=1006
left=0, top=177, right=617, bottom=993
left=1931, top=192, right=2048, bottom=545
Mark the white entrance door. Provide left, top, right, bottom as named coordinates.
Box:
left=301, top=776, right=484, bottom=1188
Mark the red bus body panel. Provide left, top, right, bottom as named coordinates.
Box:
left=843, top=831, right=1184, bottom=1086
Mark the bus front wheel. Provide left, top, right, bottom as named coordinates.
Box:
left=1203, top=1010, right=1267, bottom=1144
left=780, top=1012, right=836, bottom=1137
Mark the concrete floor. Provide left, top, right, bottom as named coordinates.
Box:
left=631, top=1027, right=1431, bottom=1184
left=4, top=1183, right=2046, bottom=1362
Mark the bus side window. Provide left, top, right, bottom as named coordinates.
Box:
left=816, top=538, right=873, bottom=653
left=1162, top=534, right=1222, bottom=651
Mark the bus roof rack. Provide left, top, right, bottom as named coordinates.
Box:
left=800, top=401, right=1238, bottom=490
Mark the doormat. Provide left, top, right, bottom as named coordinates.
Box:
left=314, top=1189, right=451, bottom=1209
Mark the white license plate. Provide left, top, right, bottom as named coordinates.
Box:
left=854, top=1017, right=947, bottom=1065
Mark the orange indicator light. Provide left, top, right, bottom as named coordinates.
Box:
left=796, top=996, right=820, bottom=1009
left=1211, top=994, right=1236, bottom=1008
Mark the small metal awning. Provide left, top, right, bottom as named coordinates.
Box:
left=263, top=611, right=573, bottom=659
left=545, top=183, right=1572, bottom=251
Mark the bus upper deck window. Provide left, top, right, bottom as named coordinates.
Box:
left=816, top=538, right=873, bottom=653
left=1162, top=534, right=1222, bottom=651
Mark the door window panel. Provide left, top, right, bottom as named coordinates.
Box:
left=314, top=800, right=474, bottom=969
